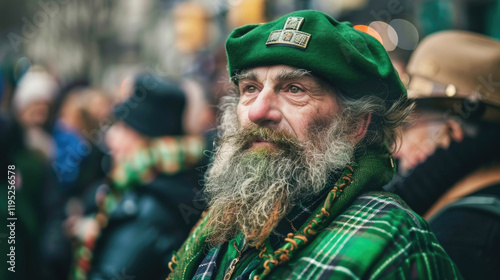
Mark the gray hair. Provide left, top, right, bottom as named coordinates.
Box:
left=335, top=92, right=415, bottom=152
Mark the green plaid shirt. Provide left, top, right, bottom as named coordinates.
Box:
left=266, top=192, right=461, bottom=279
left=167, top=149, right=462, bottom=280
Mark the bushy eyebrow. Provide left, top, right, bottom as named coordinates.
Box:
left=232, top=68, right=332, bottom=95
left=276, top=69, right=328, bottom=94
left=231, top=70, right=258, bottom=83
left=232, top=68, right=314, bottom=83
left=275, top=68, right=313, bottom=83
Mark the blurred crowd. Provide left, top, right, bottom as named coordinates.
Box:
left=0, top=0, right=499, bottom=280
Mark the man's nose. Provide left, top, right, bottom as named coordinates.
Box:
left=248, top=88, right=282, bottom=126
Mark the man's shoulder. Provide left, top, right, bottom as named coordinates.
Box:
left=320, top=191, right=432, bottom=242
left=296, top=191, right=439, bottom=266
left=346, top=191, right=425, bottom=227
left=283, top=191, right=460, bottom=279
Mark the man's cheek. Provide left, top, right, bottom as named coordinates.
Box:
left=237, top=110, right=249, bottom=127
left=307, top=114, right=334, bottom=135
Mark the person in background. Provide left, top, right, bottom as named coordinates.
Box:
left=0, top=65, right=53, bottom=280
left=389, top=30, right=500, bottom=279
left=167, top=10, right=461, bottom=280
left=51, top=87, right=110, bottom=194
left=12, top=66, right=58, bottom=159
left=67, top=73, right=206, bottom=280
left=39, top=85, right=111, bottom=280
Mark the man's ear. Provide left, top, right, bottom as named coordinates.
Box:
left=445, top=120, right=464, bottom=142
left=355, top=113, right=372, bottom=142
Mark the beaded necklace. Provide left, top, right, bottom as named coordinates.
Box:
left=252, top=165, right=354, bottom=279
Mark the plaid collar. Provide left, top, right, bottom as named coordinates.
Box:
left=269, top=180, right=335, bottom=247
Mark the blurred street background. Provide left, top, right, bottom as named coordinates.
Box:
left=1, top=0, right=499, bottom=100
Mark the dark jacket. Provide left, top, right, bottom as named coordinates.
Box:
left=89, top=170, right=204, bottom=280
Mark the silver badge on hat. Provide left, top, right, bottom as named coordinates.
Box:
left=266, top=17, right=311, bottom=49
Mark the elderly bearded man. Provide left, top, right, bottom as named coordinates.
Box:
left=167, top=10, right=461, bottom=280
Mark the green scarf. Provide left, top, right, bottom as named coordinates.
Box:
left=111, top=135, right=205, bottom=190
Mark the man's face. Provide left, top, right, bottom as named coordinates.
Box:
left=105, top=122, right=147, bottom=162
left=19, top=101, right=50, bottom=127
left=204, top=65, right=356, bottom=246
left=395, top=112, right=451, bottom=174
left=236, top=65, right=340, bottom=147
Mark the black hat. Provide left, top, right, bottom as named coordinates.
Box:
left=113, top=73, right=186, bottom=137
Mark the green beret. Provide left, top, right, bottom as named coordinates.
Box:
left=226, top=10, right=406, bottom=101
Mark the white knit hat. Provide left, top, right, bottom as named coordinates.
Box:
left=13, top=67, right=58, bottom=112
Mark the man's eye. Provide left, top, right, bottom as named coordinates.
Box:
left=244, top=85, right=257, bottom=93
left=289, top=85, right=303, bottom=94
